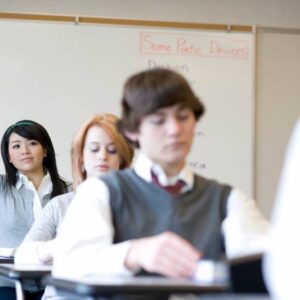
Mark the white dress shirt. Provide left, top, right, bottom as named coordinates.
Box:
left=15, top=192, right=74, bottom=265
left=53, top=153, right=269, bottom=279
left=264, top=119, right=300, bottom=300
left=16, top=172, right=53, bottom=220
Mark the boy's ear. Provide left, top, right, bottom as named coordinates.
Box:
left=124, top=130, right=139, bottom=143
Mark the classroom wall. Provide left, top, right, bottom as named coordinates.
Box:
left=1, top=0, right=300, bottom=218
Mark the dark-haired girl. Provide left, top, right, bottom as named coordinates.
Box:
left=0, top=120, right=70, bottom=299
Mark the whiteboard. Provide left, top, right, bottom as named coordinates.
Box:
left=0, top=20, right=254, bottom=195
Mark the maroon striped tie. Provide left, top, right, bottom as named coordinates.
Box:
left=151, top=172, right=185, bottom=195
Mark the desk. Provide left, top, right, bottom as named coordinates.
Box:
left=0, top=264, right=51, bottom=300
left=196, top=296, right=269, bottom=300
left=0, top=257, right=14, bottom=264
left=46, top=254, right=269, bottom=299
left=228, top=254, right=268, bottom=294
left=46, top=274, right=229, bottom=299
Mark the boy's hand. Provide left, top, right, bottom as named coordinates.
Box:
left=125, top=231, right=202, bottom=278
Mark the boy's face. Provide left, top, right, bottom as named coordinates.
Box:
left=129, top=104, right=196, bottom=176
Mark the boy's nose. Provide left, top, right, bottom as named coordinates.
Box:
left=166, top=118, right=181, bottom=135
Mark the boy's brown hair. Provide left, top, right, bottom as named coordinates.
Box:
left=118, top=68, right=205, bottom=147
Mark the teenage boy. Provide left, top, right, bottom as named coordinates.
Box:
left=53, top=68, right=269, bottom=280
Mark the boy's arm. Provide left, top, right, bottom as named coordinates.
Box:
left=52, top=177, right=133, bottom=279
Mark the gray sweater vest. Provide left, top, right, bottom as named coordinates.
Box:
left=101, top=169, right=231, bottom=260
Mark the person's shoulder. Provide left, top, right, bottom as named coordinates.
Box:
left=77, top=170, right=135, bottom=195
left=53, top=191, right=74, bottom=201
left=76, top=177, right=109, bottom=196
left=101, top=169, right=135, bottom=183
left=193, top=174, right=232, bottom=190
left=47, top=192, right=74, bottom=209
left=192, top=174, right=233, bottom=205
left=102, top=168, right=133, bottom=178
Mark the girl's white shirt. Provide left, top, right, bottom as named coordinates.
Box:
left=16, top=172, right=52, bottom=219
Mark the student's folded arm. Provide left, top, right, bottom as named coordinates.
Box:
left=52, top=177, right=134, bottom=279
left=222, top=188, right=270, bottom=259
left=15, top=200, right=59, bottom=265
left=15, top=240, right=54, bottom=265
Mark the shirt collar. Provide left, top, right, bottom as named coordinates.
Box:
left=38, top=172, right=53, bottom=196
left=16, top=172, right=26, bottom=190
left=133, top=152, right=194, bottom=191
left=16, top=171, right=52, bottom=195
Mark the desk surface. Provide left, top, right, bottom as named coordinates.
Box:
left=195, top=296, right=269, bottom=300
left=47, top=274, right=228, bottom=297
left=0, top=257, right=14, bottom=264
left=0, top=263, right=51, bottom=280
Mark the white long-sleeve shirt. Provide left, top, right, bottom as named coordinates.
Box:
left=15, top=192, right=74, bottom=265
left=17, top=172, right=53, bottom=220
left=53, top=153, right=269, bottom=279
left=264, top=119, right=300, bottom=300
